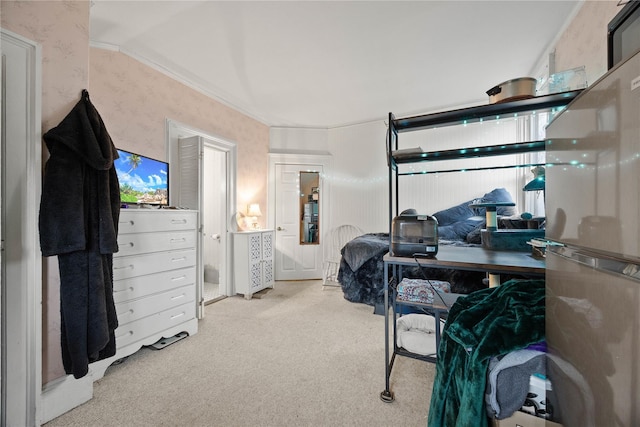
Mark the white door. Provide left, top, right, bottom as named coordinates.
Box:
left=1, top=29, right=41, bottom=427
left=202, top=144, right=226, bottom=303
left=274, top=164, right=322, bottom=280
left=178, top=136, right=229, bottom=315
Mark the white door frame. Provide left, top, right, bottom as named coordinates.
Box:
left=166, top=119, right=237, bottom=314
left=1, top=28, right=42, bottom=426
left=267, top=153, right=332, bottom=280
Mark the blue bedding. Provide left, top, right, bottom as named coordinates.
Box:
left=432, top=188, right=517, bottom=226
left=341, top=233, right=389, bottom=272
left=338, top=188, right=518, bottom=306
left=338, top=235, right=487, bottom=306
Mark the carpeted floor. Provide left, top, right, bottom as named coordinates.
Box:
left=44, top=280, right=435, bottom=427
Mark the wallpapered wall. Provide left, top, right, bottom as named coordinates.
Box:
left=553, top=1, right=620, bottom=87
left=2, top=0, right=91, bottom=385
left=2, top=0, right=269, bottom=384
left=88, top=47, right=269, bottom=204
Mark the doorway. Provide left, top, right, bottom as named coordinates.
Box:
left=167, top=120, right=237, bottom=317
left=268, top=154, right=332, bottom=281
left=201, top=144, right=227, bottom=304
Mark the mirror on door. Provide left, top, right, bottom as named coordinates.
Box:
left=300, top=171, right=319, bottom=244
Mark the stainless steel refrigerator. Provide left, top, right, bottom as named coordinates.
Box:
left=545, top=50, right=640, bottom=426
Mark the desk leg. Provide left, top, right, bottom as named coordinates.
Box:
left=380, top=262, right=394, bottom=403
left=433, top=308, right=442, bottom=356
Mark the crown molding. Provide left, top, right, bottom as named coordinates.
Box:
left=89, top=40, right=271, bottom=127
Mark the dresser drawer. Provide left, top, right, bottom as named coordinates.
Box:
left=113, top=249, right=196, bottom=281
left=115, top=284, right=195, bottom=326
left=115, top=301, right=196, bottom=350
left=113, top=267, right=196, bottom=304
left=116, top=229, right=196, bottom=258
left=118, top=210, right=197, bottom=234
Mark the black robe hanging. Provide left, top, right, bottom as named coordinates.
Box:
left=39, top=89, right=121, bottom=379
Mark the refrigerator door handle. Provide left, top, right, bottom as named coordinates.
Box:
left=547, top=245, right=640, bottom=282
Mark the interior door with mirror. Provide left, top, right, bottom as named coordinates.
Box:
left=274, top=164, right=323, bottom=280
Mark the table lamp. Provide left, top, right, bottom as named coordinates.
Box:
left=247, top=203, right=262, bottom=229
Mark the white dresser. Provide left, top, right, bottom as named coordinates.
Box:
left=112, top=209, right=199, bottom=355
left=233, top=230, right=275, bottom=299
left=41, top=209, right=200, bottom=421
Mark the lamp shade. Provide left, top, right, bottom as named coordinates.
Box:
left=247, top=203, right=262, bottom=217
left=523, top=176, right=545, bottom=191
left=523, top=166, right=545, bottom=191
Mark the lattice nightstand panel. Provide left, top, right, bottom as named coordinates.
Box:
left=233, top=230, right=275, bottom=299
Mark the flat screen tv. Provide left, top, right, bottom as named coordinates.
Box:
left=115, top=149, right=169, bottom=206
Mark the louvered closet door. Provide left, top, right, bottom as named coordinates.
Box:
left=178, top=136, right=202, bottom=209
left=178, top=136, right=203, bottom=317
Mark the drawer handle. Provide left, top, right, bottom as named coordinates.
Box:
left=171, top=219, right=187, bottom=224
left=170, top=238, right=186, bottom=243
left=114, top=264, right=134, bottom=270
left=171, top=275, right=187, bottom=282
left=170, top=312, right=185, bottom=320
left=119, top=220, right=134, bottom=226
left=171, top=293, right=186, bottom=301
left=113, top=286, right=134, bottom=294
left=171, top=257, right=187, bottom=262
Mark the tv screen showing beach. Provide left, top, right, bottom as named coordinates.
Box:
left=115, top=149, right=169, bottom=206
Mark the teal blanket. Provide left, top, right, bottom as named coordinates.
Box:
left=427, top=279, right=545, bottom=427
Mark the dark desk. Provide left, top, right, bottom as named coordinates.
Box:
left=380, top=246, right=545, bottom=402
left=384, top=245, right=545, bottom=276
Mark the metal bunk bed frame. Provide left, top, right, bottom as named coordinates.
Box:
left=381, top=89, right=583, bottom=403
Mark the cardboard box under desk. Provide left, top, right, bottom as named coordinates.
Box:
left=491, top=411, right=563, bottom=427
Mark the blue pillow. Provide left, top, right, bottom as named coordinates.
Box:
left=438, top=216, right=485, bottom=241
left=472, top=188, right=517, bottom=217
left=432, top=201, right=476, bottom=226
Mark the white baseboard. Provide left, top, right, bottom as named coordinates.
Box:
left=40, top=374, right=94, bottom=424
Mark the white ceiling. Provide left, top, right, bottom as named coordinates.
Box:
left=89, top=1, right=582, bottom=129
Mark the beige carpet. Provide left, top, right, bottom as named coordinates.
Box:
left=44, top=280, right=436, bottom=427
